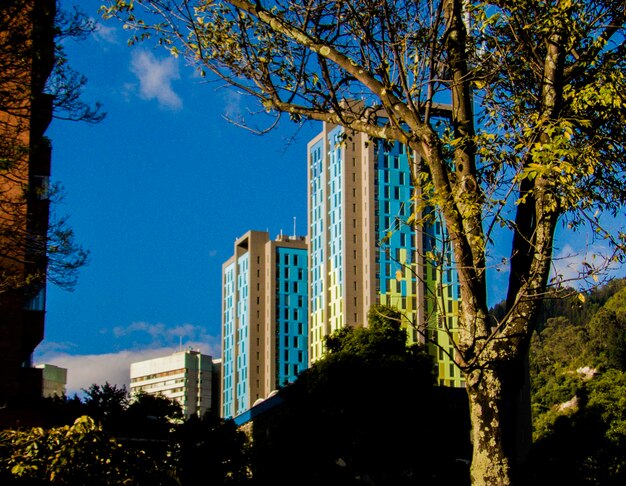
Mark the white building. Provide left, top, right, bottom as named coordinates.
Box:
left=130, top=350, right=215, bottom=418
left=35, top=363, right=67, bottom=398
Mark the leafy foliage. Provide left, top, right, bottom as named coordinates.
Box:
left=525, top=370, right=626, bottom=485
left=0, top=382, right=251, bottom=485
left=0, top=415, right=173, bottom=485
left=526, top=279, right=626, bottom=484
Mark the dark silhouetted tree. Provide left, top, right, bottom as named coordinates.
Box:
left=249, top=305, right=470, bottom=486
left=174, top=414, right=251, bottom=486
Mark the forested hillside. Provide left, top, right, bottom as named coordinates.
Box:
left=514, top=278, right=626, bottom=484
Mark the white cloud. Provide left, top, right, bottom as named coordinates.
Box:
left=92, top=21, right=118, bottom=45
left=35, top=348, right=169, bottom=397
left=551, top=244, right=584, bottom=285
left=112, top=321, right=165, bottom=339
left=550, top=243, right=624, bottom=288
left=35, top=320, right=221, bottom=398
left=486, top=236, right=624, bottom=306
left=222, top=90, right=243, bottom=121
left=36, top=342, right=221, bottom=398
left=111, top=321, right=217, bottom=348
left=130, top=50, right=183, bottom=110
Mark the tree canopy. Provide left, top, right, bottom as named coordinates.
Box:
left=248, top=305, right=470, bottom=486
left=101, top=1, right=626, bottom=484
left=527, top=279, right=626, bottom=484
left=1, top=383, right=249, bottom=485
left=0, top=415, right=174, bottom=486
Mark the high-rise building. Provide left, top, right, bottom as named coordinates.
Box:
left=221, top=230, right=308, bottom=419
left=307, top=119, right=463, bottom=387
left=130, top=350, right=216, bottom=418
left=0, top=0, right=56, bottom=413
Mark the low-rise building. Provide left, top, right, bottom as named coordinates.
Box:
left=35, top=363, right=67, bottom=398
left=130, top=349, right=216, bottom=418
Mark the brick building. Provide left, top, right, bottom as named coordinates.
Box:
left=0, top=0, right=56, bottom=419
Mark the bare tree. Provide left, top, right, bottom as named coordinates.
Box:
left=101, top=1, right=626, bottom=484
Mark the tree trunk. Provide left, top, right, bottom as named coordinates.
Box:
left=465, top=355, right=529, bottom=486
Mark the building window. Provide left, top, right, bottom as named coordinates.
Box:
left=23, top=286, right=45, bottom=311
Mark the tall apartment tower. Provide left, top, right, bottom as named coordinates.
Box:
left=221, top=230, right=308, bottom=419
left=130, top=350, right=216, bottom=418
left=0, top=0, right=56, bottom=412
left=308, top=120, right=463, bottom=387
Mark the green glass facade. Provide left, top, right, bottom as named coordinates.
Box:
left=307, top=121, right=463, bottom=387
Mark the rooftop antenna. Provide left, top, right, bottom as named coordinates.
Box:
left=179, top=336, right=182, bottom=352
left=293, top=217, right=296, bottom=237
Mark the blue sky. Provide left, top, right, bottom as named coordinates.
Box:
left=35, top=0, right=624, bottom=396
left=36, top=0, right=320, bottom=394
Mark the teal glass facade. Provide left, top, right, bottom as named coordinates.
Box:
left=221, top=231, right=308, bottom=419
left=275, top=247, right=308, bottom=386
left=222, top=261, right=236, bottom=417
left=373, top=139, right=421, bottom=340
left=307, top=119, right=463, bottom=386
left=222, top=253, right=252, bottom=418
